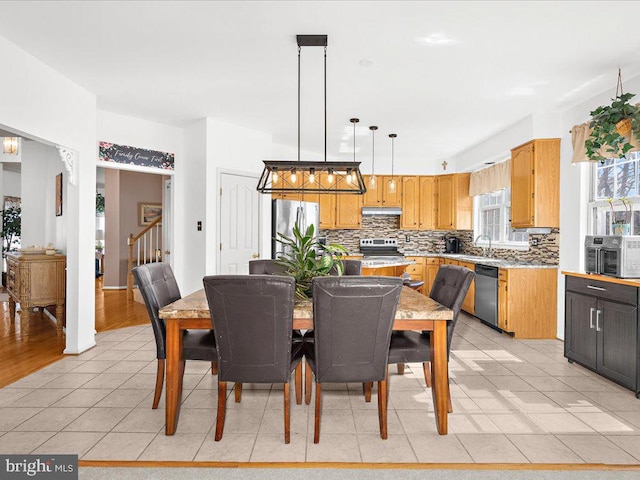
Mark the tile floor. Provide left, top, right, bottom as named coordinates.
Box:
left=1, top=314, right=640, bottom=464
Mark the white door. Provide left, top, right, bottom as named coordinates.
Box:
left=162, top=179, right=173, bottom=265
left=219, top=172, right=260, bottom=274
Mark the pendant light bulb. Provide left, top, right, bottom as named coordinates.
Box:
left=291, top=169, right=297, bottom=184
left=369, top=175, right=377, bottom=189
left=309, top=168, right=315, bottom=184
left=369, top=126, right=378, bottom=190
left=271, top=167, right=278, bottom=183
left=388, top=133, right=397, bottom=193
left=388, top=178, right=396, bottom=193
left=346, top=168, right=353, bottom=184
left=328, top=169, right=334, bottom=185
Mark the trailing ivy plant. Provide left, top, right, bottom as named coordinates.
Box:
left=584, top=92, right=640, bottom=163
left=274, top=223, right=347, bottom=299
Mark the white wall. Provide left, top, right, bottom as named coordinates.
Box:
left=0, top=34, right=97, bottom=354
left=2, top=170, right=21, bottom=199
left=20, top=141, right=65, bottom=249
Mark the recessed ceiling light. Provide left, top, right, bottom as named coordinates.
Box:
left=359, top=58, right=375, bottom=67
left=415, top=33, right=458, bottom=46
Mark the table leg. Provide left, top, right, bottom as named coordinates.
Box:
left=430, top=320, right=449, bottom=435
left=165, top=320, right=184, bottom=435
left=55, top=305, right=64, bottom=334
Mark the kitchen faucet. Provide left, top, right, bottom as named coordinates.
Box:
left=474, top=234, right=493, bottom=257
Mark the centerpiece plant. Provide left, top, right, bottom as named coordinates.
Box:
left=274, top=223, right=348, bottom=299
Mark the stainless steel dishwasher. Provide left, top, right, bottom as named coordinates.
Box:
left=474, top=264, right=499, bottom=328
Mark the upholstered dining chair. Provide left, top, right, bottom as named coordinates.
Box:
left=329, top=258, right=362, bottom=276
left=387, top=264, right=475, bottom=411
left=132, top=263, right=218, bottom=410
left=202, top=275, right=304, bottom=444
left=248, top=259, right=287, bottom=275
left=304, top=276, right=403, bottom=442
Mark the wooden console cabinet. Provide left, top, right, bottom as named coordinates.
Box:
left=6, top=253, right=66, bottom=332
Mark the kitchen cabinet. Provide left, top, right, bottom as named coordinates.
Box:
left=362, top=175, right=401, bottom=207
left=565, top=275, right=638, bottom=395
left=318, top=193, right=336, bottom=229
left=6, top=253, right=66, bottom=333
left=498, top=267, right=557, bottom=338
left=458, top=260, right=476, bottom=315
left=404, top=256, right=426, bottom=294
left=435, top=173, right=472, bottom=230
left=425, top=257, right=441, bottom=295
left=401, top=176, right=436, bottom=230
left=334, top=176, right=362, bottom=229
left=510, top=138, right=560, bottom=228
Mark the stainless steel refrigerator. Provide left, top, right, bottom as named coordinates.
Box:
left=272, top=199, right=320, bottom=259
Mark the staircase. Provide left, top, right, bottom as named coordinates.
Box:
left=127, top=215, right=163, bottom=300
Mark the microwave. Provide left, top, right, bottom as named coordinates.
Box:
left=585, top=235, right=640, bottom=278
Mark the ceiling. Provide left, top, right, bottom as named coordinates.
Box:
left=1, top=1, right=640, bottom=173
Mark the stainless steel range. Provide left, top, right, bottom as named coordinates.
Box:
left=359, top=238, right=405, bottom=260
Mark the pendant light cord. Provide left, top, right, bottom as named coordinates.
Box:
left=324, top=45, right=327, bottom=162
left=298, top=46, right=301, bottom=162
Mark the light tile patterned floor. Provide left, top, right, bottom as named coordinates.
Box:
left=1, top=313, right=640, bottom=464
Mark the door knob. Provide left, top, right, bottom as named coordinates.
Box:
left=164, top=250, right=171, bottom=255
left=252, top=253, right=260, bottom=258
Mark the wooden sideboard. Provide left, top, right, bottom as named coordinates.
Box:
left=6, top=252, right=66, bottom=332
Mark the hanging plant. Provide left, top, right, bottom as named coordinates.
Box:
left=584, top=70, right=640, bottom=163
left=96, top=192, right=105, bottom=214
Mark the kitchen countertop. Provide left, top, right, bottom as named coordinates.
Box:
left=401, top=252, right=558, bottom=269
left=359, top=258, right=416, bottom=268
left=562, top=270, right=640, bottom=287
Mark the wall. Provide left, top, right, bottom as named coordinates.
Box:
left=0, top=34, right=97, bottom=354
left=1, top=170, right=21, bottom=199
left=20, top=141, right=65, bottom=250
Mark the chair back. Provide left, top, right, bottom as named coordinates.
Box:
left=328, top=259, right=362, bottom=276
left=429, top=264, right=475, bottom=353
left=202, top=275, right=296, bottom=383
left=132, top=262, right=181, bottom=360
left=249, top=259, right=287, bottom=275
left=311, top=276, right=403, bottom=383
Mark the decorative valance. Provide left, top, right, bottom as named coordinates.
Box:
left=469, top=160, right=510, bottom=197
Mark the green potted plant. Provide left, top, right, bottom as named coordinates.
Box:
left=274, top=223, right=348, bottom=299
left=1, top=205, right=21, bottom=286
left=584, top=92, right=640, bottom=163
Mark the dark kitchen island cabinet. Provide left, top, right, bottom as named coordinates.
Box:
left=564, top=273, right=639, bottom=397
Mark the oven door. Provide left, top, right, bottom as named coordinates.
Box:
left=585, top=247, right=600, bottom=274
left=600, top=248, right=622, bottom=277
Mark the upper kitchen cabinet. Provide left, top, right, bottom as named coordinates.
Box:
left=401, top=176, right=436, bottom=230
left=334, top=176, right=363, bottom=229
left=510, top=138, right=560, bottom=228
left=435, top=173, right=472, bottom=230
left=363, top=175, right=402, bottom=207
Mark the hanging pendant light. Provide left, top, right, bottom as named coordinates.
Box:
left=257, top=35, right=366, bottom=195
left=348, top=118, right=359, bottom=184
left=388, top=134, right=397, bottom=194
left=368, top=126, right=378, bottom=190
left=2, top=137, right=19, bottom=155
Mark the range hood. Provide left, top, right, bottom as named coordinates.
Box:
left=362, top=206, right=402, bottom=216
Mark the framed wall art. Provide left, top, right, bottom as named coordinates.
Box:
left=139, top=203, right=162, bottom=226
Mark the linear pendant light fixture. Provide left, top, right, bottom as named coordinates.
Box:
left=257, top=34, right=366, bottom=194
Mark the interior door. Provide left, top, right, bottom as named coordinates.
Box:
left=219, top=172, right=260, bottom=274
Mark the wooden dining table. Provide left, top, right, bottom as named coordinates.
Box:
left=158, top=286, right=454, bottom=436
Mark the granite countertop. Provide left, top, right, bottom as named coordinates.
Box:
left=401, top=252, right=557, bottom=269
left=359, top=258, right=416, bottom=268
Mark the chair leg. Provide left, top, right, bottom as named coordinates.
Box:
left=448, top=388, right=453, bottom=413
left=423, top=361, right=432, bottom=387
left=215, top=381, right=227, bottom=441
left=364, top=382, right=373, bottom=402
left=305, top=361, right=313, bottom=405
left=152, top=359, right=164, bottom=409
left=314, top=382, right=322, bottom=444
left=378, top=368, right=389, bottom=439
left=397, top=364, right=405, bottom=375
left=211, top=361, right=218, bottom=375
left=295, top=362, right=303, bottom=405
left=284, top=382, right=291, bottom=444
left=234, top=383, right=242, bottom=403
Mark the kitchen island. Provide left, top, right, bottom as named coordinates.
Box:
left=358, top=257, right=415, bottom=277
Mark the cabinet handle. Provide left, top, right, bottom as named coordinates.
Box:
left=586, top=285, right=606, bottom=291
left=589, top=307, right=595, bottom=329
left=596, top=309, right=601, bottom=332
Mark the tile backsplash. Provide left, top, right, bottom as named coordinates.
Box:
left=320, top=216, right=558, bottom=265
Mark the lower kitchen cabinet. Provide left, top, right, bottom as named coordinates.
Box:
left=425, top=257, right=441, bottom=295
left=458, top=260, right=475, bottom=315
left=404, top=256, right=426, bottom=294
left=565, top=275, right=638, bottom=396
left=498, top=268, right=557, bottom=338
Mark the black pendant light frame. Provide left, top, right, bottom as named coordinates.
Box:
left=257, top=34, right=366, bottom=195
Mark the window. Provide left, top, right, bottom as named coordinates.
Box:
left=591, top=151, right=640, bottom=235
left=474, top=188, right=528, bottom=248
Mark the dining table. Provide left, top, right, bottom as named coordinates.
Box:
left=158, top=285, right=454, bottom=436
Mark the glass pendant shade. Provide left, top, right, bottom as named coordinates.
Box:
left=369, top=125, right=378, bottom=190
left=388, top=133, right=397, bottom=193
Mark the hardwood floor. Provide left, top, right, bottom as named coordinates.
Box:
left=0, top=278, right=149, bottom=388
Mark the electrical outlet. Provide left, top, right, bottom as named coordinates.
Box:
left=405, top=235, right=411, bottom=243
left=531, top=238, right=539, bottom=246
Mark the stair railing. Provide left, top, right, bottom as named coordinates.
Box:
left=127, top=215, right=162, bottom=299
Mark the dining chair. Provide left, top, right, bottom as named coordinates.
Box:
left=248, top=259, right=287, bottom=275
left=304, top=276, right=403, bottom=442
left=132, top=262, right=218, bottom=410
left=202, top=274, right=304, bottom=444
left=329, top=259, right=362, bottom=276
left=387, top=265, right=474, bottom=411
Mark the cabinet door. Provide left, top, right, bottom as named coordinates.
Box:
left=436, top=175, right=454, bottom=230
left=425, top=261, right=440, bottom=296
left=564, top=291, right=598, bottom=369
left=362, top=175, right=382, bottom=206
left=335, top=177, right=362, bottom=228
left=498, top=275, right=509, bottom=331
left=382, top=176, right=402, bottom=206
left=459, top=261, right=475, bottom=315
left=319, top=194, right=335, bottom=229
left=400, top=176, right=419, bottom=229
left=597, top=299, right=638, bottom=389
left=511, top=142, right=535, bottom=228
left=418, top=176, right=436, bottom=230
